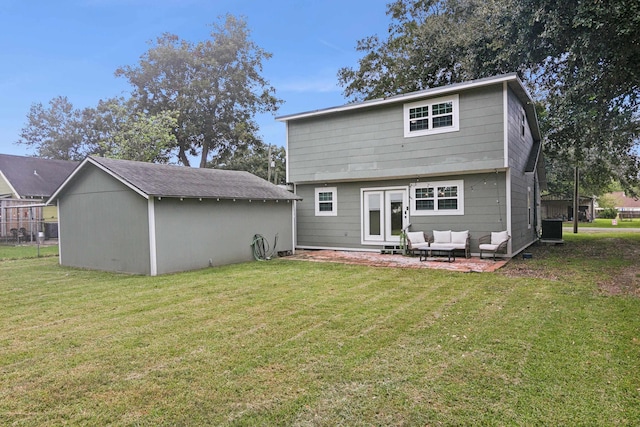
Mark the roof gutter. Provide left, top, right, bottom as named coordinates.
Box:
left=276, top=73, right=522, bottom=122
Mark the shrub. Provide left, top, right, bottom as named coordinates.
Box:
left=599, top=207, right=618, bottom=219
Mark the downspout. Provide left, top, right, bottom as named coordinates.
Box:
left=57, top=202, right=63, bottom=266
left=292, top=184, right=297, bottom=255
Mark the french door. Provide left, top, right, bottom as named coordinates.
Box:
left=362, top=187, right=409, bottom=244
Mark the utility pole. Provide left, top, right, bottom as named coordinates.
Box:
left=573, top=166, right=579, bottom=234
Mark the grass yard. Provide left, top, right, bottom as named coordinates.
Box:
left=0, top=244, right=58, bottom=260
left=1, top=234, right=639, bottom=425
left=567, top=218, right=640, bottom=228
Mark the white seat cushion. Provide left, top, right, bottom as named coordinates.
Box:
left=411, top=242, right=430, bottom=250
left=491, top=231, right=509, bottom=245
left=406, top=231, right=425, bottom=244
left=433, top=230, right=451, bottom=244
left=479, top=243, right=500, bottom=251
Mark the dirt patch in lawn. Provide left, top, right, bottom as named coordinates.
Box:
left=500, top=237, right=640, bottom=297
left=598, top=266, right=640, bottom=297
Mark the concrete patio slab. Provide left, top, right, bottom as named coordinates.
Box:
left=285, top=250, right=508, bottom=272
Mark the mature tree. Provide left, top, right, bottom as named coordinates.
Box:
left=338, top=0, right=537, bottom=101
left=17, top=96, right=178, bottom=163
left=17, top=96, right=88, bottom=161
left=89, top=98, right=178, bottom=163
left=213, top=143, right=286, bottom=184
left=115, top=15, right=281, bottom=168
left=529, top=0, right=640, bottom=197
left=338, top=0, right=640, bottom=196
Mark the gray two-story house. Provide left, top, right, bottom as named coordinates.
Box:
left=277, top=74, right=545, bottom=257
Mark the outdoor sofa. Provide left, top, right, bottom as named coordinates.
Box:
left=406, top=230, right=471, bottom=258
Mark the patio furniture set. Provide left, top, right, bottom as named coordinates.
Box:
left=406, top=230, right=510, bottom=262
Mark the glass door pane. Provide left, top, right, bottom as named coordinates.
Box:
left=364, top=191, right=384, bottom=241
left=385, top=191, right=408, bottom=242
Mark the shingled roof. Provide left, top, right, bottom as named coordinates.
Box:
left=50, top=156, right=300, bottom=202
left=0, top=154, right=78, bottom=198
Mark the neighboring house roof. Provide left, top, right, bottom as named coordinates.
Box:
left=49, top=156, right=301, bottom=203
left=609, top=191, right=640, bottom=209
left=276, top=73, right=541, bottom=143
left=0, top=154, right=78, bottom=199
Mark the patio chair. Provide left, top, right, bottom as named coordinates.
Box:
left=478, top=231, right=510, bottom=260
left=19, top=227, right=29, bottom=242
left=405, top=231, right=430, bottom=255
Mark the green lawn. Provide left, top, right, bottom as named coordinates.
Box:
left=1, top=235, right=639, bottom=425
left=566, top=217, right=640, bottom=228
left=0, top=244, right=58, bottom=260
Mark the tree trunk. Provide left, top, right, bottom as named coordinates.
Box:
left=199, top=144, right=209, bottom=168
left=178, top=146, right=190, bottom=167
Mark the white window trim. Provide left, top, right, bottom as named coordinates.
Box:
left=360, top=186, right=409, bottom=245
left=409, top=180, right=464, bottom=216
left=315, top=187, right=337, bottom=216
left=403, top=94, right=460, bottom=138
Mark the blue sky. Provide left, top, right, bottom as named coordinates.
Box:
left=0, top=0, right=390, bottom=158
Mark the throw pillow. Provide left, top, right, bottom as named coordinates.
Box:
left=433, top=230, right=451, bottom=244
left=406, top=231, right=425, bottom=244
left=491, top=231, right=509, bottom=245
left=451, top=230, right=469, bottom=244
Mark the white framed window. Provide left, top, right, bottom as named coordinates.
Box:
left=404, top=95, right=459, bottom=138
left=521, top=110, right=526, bottom=138
left=315, top=187, right=337, bottom=216
left=410, top=180, right=464, bottom=216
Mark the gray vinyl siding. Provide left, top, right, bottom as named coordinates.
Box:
left=296, top=182, right=369, bottom=249
left=506, top=87, right=538, bottom=253
left=58, top=166, right=150, bottom=274
left=288, top=85, right=505, bottom=184
left=295, top=172, right=508, bottom=253
left=153, top=198, right=294, bottom=274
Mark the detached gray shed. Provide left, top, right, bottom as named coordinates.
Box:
left=48, top=156, right=301, bottom=275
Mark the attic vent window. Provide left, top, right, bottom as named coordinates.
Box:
left=404, top=95, right=459, bottom=138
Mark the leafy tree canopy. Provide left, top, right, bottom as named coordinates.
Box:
left=17, top=15, right=279, bottom=170
left=115, top=14, right=281, bottom=168
left=338, top=0, right=640, bottom=196
left=18, top=96, right=88, bottom=161
left=91, top=98, right=178, bottom=163
left=17, top=96, right=178, bottom=163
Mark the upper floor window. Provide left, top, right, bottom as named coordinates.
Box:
left=404, top=95, right=459, bottom=138
left=410, top=180, right=464, bottom=216
left=315, top=187, right=337, bottom=216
